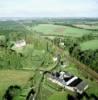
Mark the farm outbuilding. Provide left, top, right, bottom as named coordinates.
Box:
left=48, top=71, right=88, bottom=94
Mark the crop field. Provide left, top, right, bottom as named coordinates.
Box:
left=0, top=70, right=33, bottom=100
left=80, top=39, right=98, bottom=50
left=33, top=24, right=93, bottom=37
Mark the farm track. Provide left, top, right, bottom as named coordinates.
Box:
left=66, top=55, right=98, bottom=80
left=34, top=62, right=59, bottom=100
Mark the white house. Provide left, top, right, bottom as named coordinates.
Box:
left=53, top=57, right=58, bottom=62
left=59, top=42, right=64, bottom=46
left=13, top=40, right=26, bottom=48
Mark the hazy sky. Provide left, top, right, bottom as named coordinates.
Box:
left=0, top=0, right=98, bottom=17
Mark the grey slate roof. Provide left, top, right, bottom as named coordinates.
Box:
left=75, top=81, right=88, bottom=92
left=48, top=71, right=88, bottom=94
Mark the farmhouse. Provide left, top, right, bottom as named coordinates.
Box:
left=48, top=71, right=88, bottom=94
left=12, top=40, right=26, bottom=48
left=59, top=42, right=64, bottom=47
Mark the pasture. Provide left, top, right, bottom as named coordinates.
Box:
left=48, top=92, right=68, bottom=100
left=74, top=24, right=98, bottom=30
left=0, top=70, right=33, bottom=99
left=80, top=39, right=98, bottom=50
left=33, top=24, right=92, bottom=37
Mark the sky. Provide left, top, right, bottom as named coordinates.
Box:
left=0, top=0, right=98, bottom=17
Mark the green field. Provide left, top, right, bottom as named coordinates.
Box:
left=0, top=70, right=33, bottom=99
left=74, top=24, right=98, bottom=30
left=80, top=39, right=98, bottom=50
left=48, top=92, right=68, bottom=100
left=33, top=24, right=92, bottom=37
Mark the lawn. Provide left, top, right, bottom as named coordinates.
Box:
left=48, top=92, right=68, bottom=100
left=0, top=70, right=33, bottom=99
left=80, top=39, right=98, bottom=50
left=37, top=84, right=53, bottom=100
left=33, top=24, right=92, bottom=37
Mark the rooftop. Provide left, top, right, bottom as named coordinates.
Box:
left=49, top=71, right=88, bottom=94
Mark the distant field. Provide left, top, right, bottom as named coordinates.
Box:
left=33, top=24, right=92, bottom=37
left=0, top=70, right=32, bottom=99
left=74, top=24, right=98, bottom=30
left=80, top=39, right=98, bottom=50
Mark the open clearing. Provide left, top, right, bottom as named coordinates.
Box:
left=33, top=24, right=92, bottom=37
left=80, top=39, right=98, bottom=50
left=0, top=70, right=33, bottom=99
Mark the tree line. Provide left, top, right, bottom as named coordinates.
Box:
left=68, top=42, right=98, bottom=72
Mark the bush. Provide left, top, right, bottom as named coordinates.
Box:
left=3, top=85, right=21, bottom=100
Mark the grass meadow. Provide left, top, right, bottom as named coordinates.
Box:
left=0, top=70, right=33, bottom=99
left=80, top=39, right=98, bottom=50
left=33, top=24, right=93, bottom=37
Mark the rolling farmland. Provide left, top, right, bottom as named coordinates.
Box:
left=33, top=24, right=93, bottom=37
left=0, top=19, right=98, bottom=100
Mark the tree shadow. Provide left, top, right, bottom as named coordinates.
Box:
left=26, top=88, right=35, bottom=100
left=90, top=94, right=98, bottom=100
left=75, top=92, right=98, bottom=100
left=3, top=85, right=21, bottom=100
left=67, top=94, right=76, bottom=100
